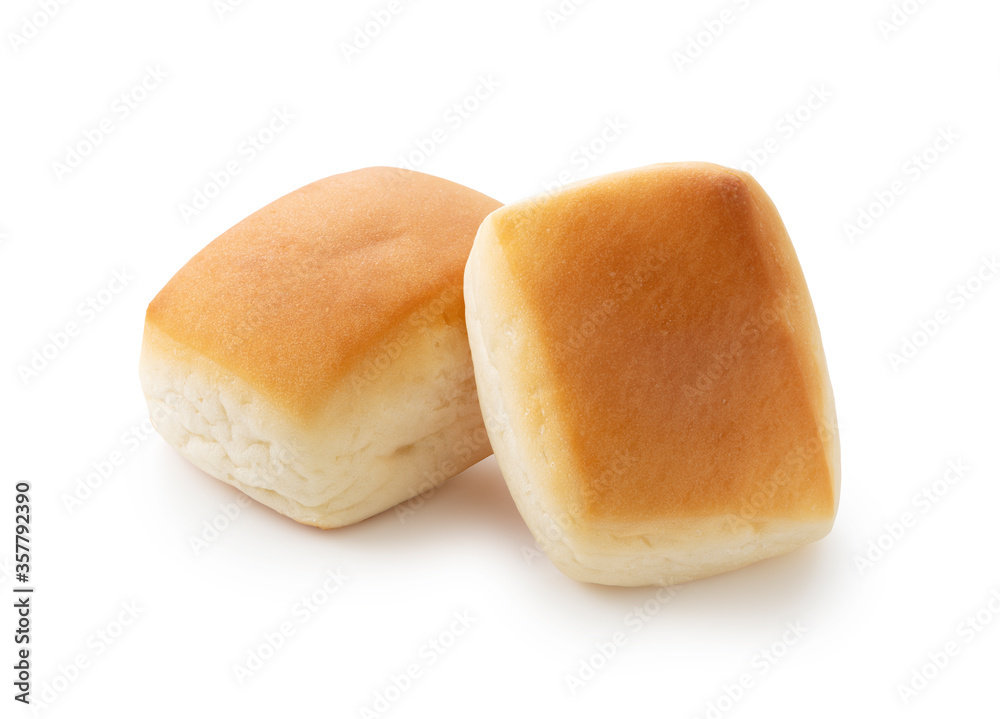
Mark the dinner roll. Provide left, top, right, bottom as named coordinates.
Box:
left=465, top=162, right=839, bottom=586
left=141, top=167, right=501, bottom=528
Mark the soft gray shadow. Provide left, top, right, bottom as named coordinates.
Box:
left=149, top=443, right=844, bottom=620
left=336, top=456, right=535, bottom=549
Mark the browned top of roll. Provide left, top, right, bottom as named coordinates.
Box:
left=485, top=162, right=837, bottom=524
left=145, top=167, right=502, bottom=419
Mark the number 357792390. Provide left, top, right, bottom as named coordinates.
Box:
left=15, top=482, right=30, bottom=581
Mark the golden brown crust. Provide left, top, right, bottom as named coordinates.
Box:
left=145, top=167, right=502, bottom=421
left=483, top=162, right=837, bottom=526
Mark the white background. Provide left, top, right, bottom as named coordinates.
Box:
left=2, top=0, right=999, bottom=717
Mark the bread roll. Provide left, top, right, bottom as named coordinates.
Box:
left=141, top=167, right=501, bottom=528
left=465, top=162, right=839, bottom=586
